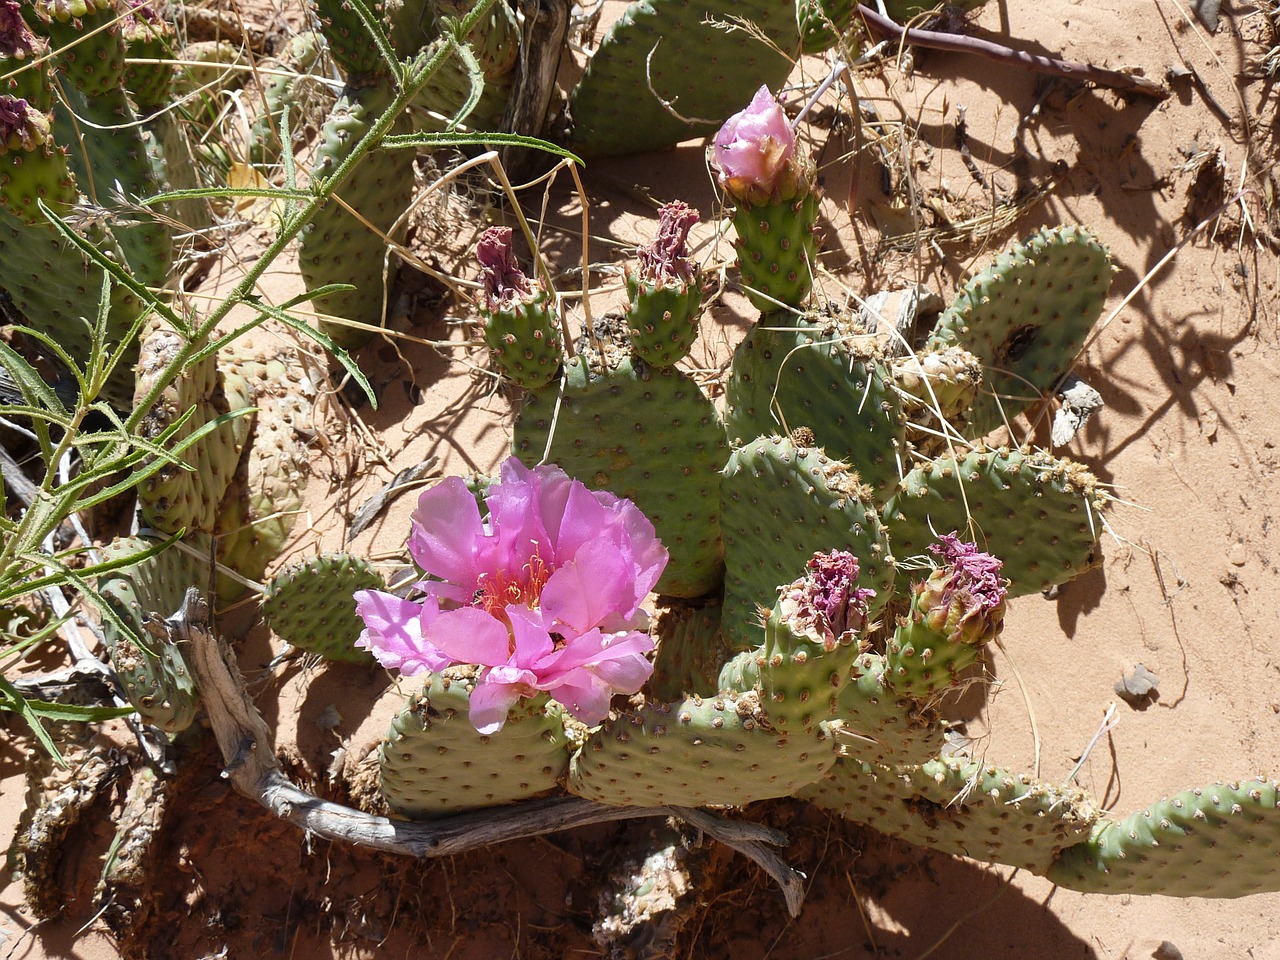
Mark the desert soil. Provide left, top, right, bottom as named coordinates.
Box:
left=2, top=0, right=1280, bottom=957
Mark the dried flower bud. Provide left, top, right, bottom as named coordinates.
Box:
left=635, top=201, right=699, bottom=286
left=916, top=533, right=1007, bottom=647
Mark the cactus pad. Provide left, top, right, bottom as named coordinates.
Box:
left=379, top=671, right=572, bottom=818
left=97, top=536, right=205, bottom=733
left=262, top=553, right=384, bottom=662
left=802, top=755, right=1099, bottom=873
left=567, top=0, right=799, bottom=157
left=725, top=311, right=907, bottom=500
left=925, top=225, right=1111, bottom=435
left=568, top=688, right=838, bottom=808
left=1048, top=778, right=1280, bottom=896
left=513, top=354, right=727, bottom=598
left=883, top=446, right=1104, bottom=597
left=719, top=436, right=894, bottom=648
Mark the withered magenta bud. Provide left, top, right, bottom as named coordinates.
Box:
left=477, top=226, right=536, bottom=313
left=917, top=533, right=1007, bottom=647
left=777, top=549, right=876, bottom=651
left=635, top=201, right=698, bottom=286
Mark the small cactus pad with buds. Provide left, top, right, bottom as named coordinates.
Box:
left=625, top=201, right=703, bottom=367
left=477, top=227, right=562, bottom=389
left=883, top=446, right=1104, bottom=597
left=719, top=436, right=894, bottom=648
left=262, top=554, right=385, bottom=662
left=882, top=535, right=1007, bottom=699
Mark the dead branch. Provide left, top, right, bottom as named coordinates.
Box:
left=177, top=588, right=806, bottom=917
left=856, top=5, right=1168, bottom=100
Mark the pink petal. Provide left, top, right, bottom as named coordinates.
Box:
left=354, top=590, right=451, bottom=674
left=506, top=605, right=556, bottom=667
left=423, top=607, right=512, bottom=666
left=468, top=678, right=525, bottom=735
left=540, top=538, right=635, bottom=633
left=408, top=478, right=488, bottom=586
left=537, top=628, right=654, bottom=678
left=543, top=672, right=613, bottom=727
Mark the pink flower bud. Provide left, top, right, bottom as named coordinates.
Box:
left=712, top=86, right=796, bottom=199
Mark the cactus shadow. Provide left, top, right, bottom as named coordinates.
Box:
left=710, top=804, right=1099, bottom=959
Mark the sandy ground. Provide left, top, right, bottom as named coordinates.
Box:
left=2, top=0, right=1280, bottom=957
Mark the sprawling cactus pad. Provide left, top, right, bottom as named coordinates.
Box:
left=926, top=225, right=1112, bottom=435
left=882, top=446, right=1104, bottom=597
left=514, top=355, right=727, bottom=598
left=569, top=688, right=839, bottom=808
left=1048, top=779, right=1280, bottom=896
left=262, top=553, right=384, bottom=662
left=380, top=672, right=573, bottom=818
left=802, top=755, right=1100, bottom=873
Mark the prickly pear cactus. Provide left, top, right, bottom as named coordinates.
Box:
left=1047, top=778, right=1280, bottom=896
left=97, top=537, right=204, bottom=734
left=380, top=670, right=574, bottom=818
left=262, top=554, right=384, bottom=662
left=925, top=225, right=1112, bottom=435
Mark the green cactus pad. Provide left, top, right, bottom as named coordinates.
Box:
left=648, top=598, right=730, bottom=702
left=567, top=0, right=799, bottom=157
left=1047, top=778, right=1280, bottom=897
left=831, top=652, right=948, bottom=768
left=135, top=327, right=253, bottom=537
left=0, top=207, right=142, bottom=408
left=261, top=553, right=384, bottom=663
left=731, top=193, right=819, bottom=311
left=719, top=436, right=894, bottom=649
left=568, top=688, right=839, bottom=808
left=513, top=355, right=727, bottom=598
left=801, top=755, right=1099, bottom=873
left=246, top=31, right=325, bottom=168
left=625, top=275, right=703, bottom=368
left=797, top=0, right=859, bottom=52
left=483, top=288, right=562, bottom=389
left=97, top=536, right=205, bottom=734
left=725, top=311, right=907, bottom=500
left=882, top=446, right=1104, bottom=597
left=298, top=81, right=416, bottom=350
left=214, top=352, right=318, bottom=599
left=408, top=0, right=519, bottom=134
left=379, top=672, right=572, bottom=818
left=925, top=225, right=1112, bottom=435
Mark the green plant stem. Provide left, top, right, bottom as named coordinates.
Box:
left=123, top=0, right=501, bottom=431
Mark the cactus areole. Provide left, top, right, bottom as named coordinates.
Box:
left=355, top=457, right=668, bottom=734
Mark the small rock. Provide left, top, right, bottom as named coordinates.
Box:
left=1228, top=542, right=1248, bottom=566
left=1116, top=664, right=1160, bottom=708
left=1153, top=941, right=1184, bottom=960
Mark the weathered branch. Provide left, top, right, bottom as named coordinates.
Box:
left=177, top=588, right=806, bottom=916
left=857, top=5, right=1168, bottom=100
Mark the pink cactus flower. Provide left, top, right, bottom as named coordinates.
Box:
left=712, top=85, right=795, bottom=199
left=356, top=458, right=667, bottom=734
